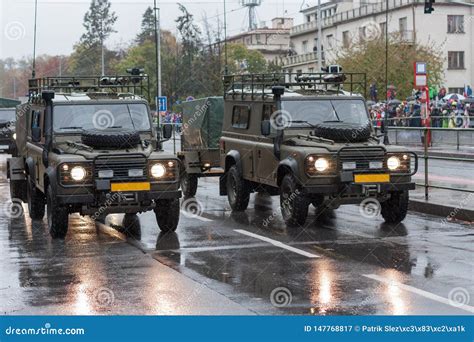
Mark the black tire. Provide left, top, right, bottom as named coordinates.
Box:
left=47, top=184, right=69, bottom=239
left=313, top=122, right=371, bottom=143
left=10, top=179, right=27, bottom=203
left=181, top=171, right=198, bottom=198
left=27, top=176, right=45, bottom=220
left=122, top=213, right=141, bottom=239
left=381, top=191, right=409, bottom=223
left=81, top=128, right=141, bottom=149
left=155, top=199, right=180, bottom=232
left=280, top=174, right=309, bottom=227
left=226, top=165, right=250, bottom=211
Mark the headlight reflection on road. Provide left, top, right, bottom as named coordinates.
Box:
left=309, top=259, right=337, bottom=314
left=383, top=270, right=407, bottom=315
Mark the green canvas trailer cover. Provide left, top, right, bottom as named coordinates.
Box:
left=0, top=97, right=20, bottom=108
left=182, top=97, right=224, bottom=151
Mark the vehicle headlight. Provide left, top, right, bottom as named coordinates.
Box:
left=12, top=133, right=16, bottom=140
left=70, top=166, right=87, bottom=181
left=387, top=156, right=401, bottom=171
left=150, top=163, right=166, bottom=178
left=314, top=158, right=329, bottom=172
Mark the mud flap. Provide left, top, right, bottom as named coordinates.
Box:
left=219, top=174, right=227, bottom=196
left=7, top=157, right=27, bottom=202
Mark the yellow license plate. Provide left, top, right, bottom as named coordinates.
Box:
left=354, top=174, right=390, bottom=183
left=111, top=182, right=151, bottom=192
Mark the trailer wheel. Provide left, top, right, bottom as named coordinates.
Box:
left=181, top=171, right=198, bottom=197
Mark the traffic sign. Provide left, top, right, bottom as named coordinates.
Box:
left=186, top=96, right=195, bottom=102
left=157, top=96, right=167, bottom=112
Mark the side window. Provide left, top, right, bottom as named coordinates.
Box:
left=232, top=106, right=250, bottom=129
left=262, top=104, right=276, bottom=121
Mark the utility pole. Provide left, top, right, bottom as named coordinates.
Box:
left=101, top=40, right=105, bottom=76
left=224, top=0, right=228, bottom=75
left=316, top=0, right=322, bottom=71
left=32, top=0, right=38, bottom=78
left=154, top=0, right=162, bottom=100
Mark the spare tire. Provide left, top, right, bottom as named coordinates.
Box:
left=81, top=128, right=141, bottom=149
left=313, top=122, right=372, bottom=143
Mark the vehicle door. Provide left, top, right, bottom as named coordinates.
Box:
left=27, top=107, right=46, bottom=191
left=256, top=103, right=279, bottom=185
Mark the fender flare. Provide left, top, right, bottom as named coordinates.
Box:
left=45, top=166, right=58, bottom=194
left=225, top=150, right=242, bottom=174
left=277, top=158, right=299, bottom=187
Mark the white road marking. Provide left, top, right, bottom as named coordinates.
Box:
left=363, top=274, right=474, bottom=314
left=180, top=210, right=213, bottom=222
left=234, top=229, right=320, bottom=258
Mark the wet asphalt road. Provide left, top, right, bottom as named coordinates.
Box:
left=0, top=148, right=473, bottom=316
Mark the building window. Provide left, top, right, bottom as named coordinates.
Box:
left=448, top=87, right=464, bottom=94
left=308, top=67, right=314, bottom=73
left=448, top=51, right=465, bottom=69
left=399, top=17, right=407, bottom=32
left=380, top=22, right=386, bottom=36
left=306, top=15, right=311, bottom=23
left=326, top=34, right=334, bottom=48
left=447, top=15, right=464, bottom=33
left=342, top=31, right=350, bottom=48
left=255, top=34, right=261, bottom=43
left=302, top=40, right=308, bottom=53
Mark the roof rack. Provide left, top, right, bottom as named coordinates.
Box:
left=28, top=74, right=150, bottom=102
left=223, top=72, right=366, bottom=100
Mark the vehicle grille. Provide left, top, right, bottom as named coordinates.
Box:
left=94, top=156, right=148, bottom=181
left=338, top=147, right=386, bottom=170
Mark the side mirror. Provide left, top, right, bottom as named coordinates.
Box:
left=162, top=124, right=173, bottom=140
left=261, top=120, right=271, bottom=136
left=31, top=127, right=41, bottom=143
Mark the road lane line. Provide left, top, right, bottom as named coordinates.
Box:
left=363, top=274, right=474, bottom=314
left=180, top=211, right=214, bottom=222
left=234, top=229, right=320, bottom=258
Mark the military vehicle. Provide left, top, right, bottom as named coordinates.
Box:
left=178, top=97, right=225, bottom=197
left=7, top=72, right=181, bottom=238
left=219, top=71, right=418, bottom=226
left=0, top=108, right=17, bottom=155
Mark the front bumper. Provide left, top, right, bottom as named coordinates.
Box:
left=57, top=190, right=182, bottom=205
left=303, top=181, right=415, bottom=195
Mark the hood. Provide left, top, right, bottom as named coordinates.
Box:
left=56, top=141, right=155, bottom=160
left=284, top=135, right=381, bottom=153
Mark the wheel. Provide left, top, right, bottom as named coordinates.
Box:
left=181, top=171, right=198, bottom=197
left=280, top=174, right=309, bottom=227
left=81, top=128, right=141, bottom=149
left=122, top=213, right=141, bottom=238
left=47, top=184, right=69, bottom=238
left=155, top=199, right=180, bottom=232
left=27, top=176, right=45, bottom=220
left=226, top=165, right=250, bottom=211
left=381, top=190, right=409, bottom=223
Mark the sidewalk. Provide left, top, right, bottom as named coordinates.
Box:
left=409, top=186, right=474, bottom=223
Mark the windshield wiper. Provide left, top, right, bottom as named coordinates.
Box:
left=329, top=101, right=342, bottom=122
left=323, top=120, right=344, bottom=123
left=59, top=126, right=83, bottom=130
left=288, top=120, right=317, bottom=128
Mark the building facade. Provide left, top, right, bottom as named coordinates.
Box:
left=283, top=0, right=474, bottom=93
left=226, top=17, right=293, bottom=63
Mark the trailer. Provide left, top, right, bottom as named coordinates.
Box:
left=178, top=97, right=225, bottom=197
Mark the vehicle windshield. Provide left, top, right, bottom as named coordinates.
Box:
left=0, top=110, right=16, bottom=123
left=53, top=103, right=151, bottom=133
left=281, top=99, right=369, bottom=128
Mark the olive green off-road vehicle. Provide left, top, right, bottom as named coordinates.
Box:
left=219, top=71, right=418, bottom=227
left=7, top=73, right=181, bottom=238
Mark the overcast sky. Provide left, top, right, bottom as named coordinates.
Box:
left=0, top=0, right=312, bottom=60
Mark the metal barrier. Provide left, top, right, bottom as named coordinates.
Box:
left=380, top=124, right=474, bottom=199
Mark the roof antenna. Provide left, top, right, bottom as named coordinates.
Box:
left=32, top=0, right=38, bottom=78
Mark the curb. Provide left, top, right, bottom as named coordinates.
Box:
left=409, top=199, right=474, bottom=223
